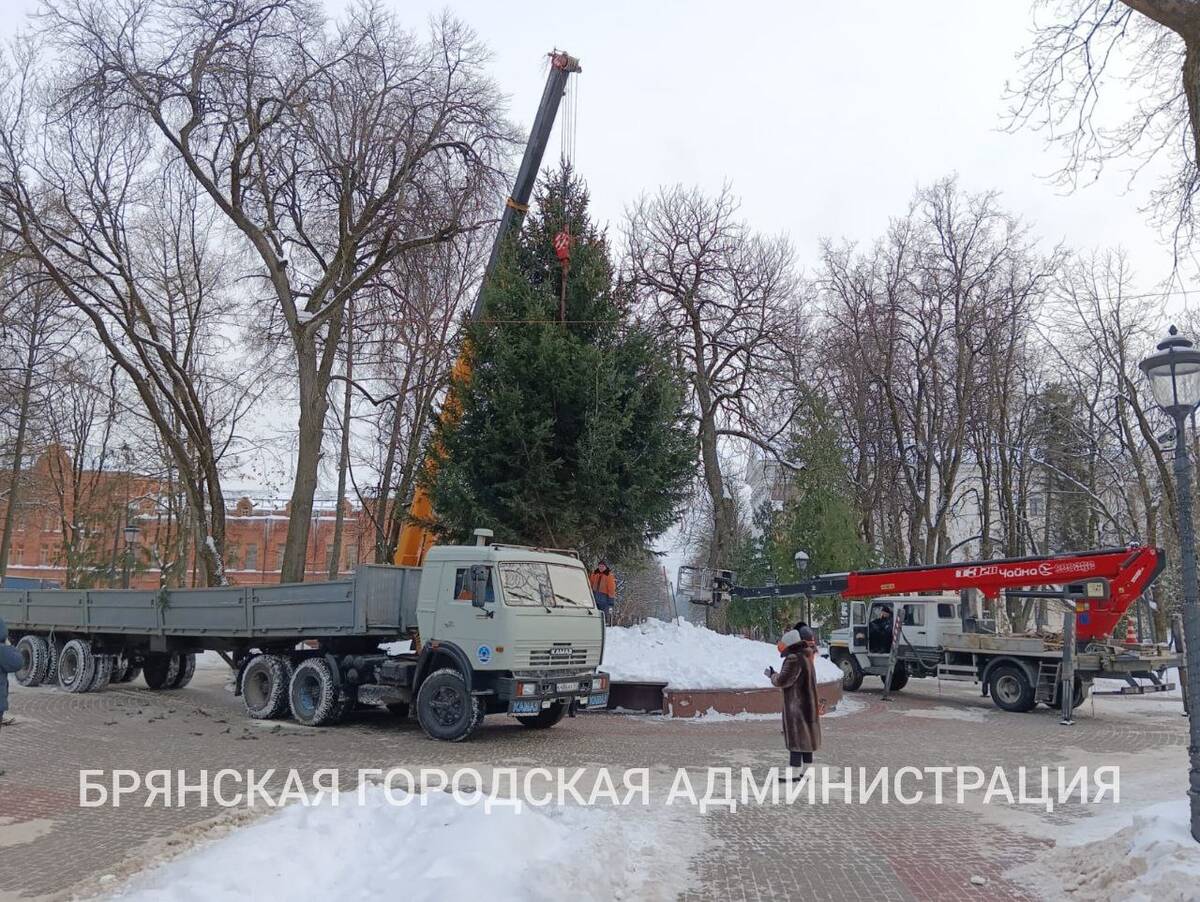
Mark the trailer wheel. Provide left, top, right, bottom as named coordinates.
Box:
left=57, top=639, right=96, bottom=693
left=142, top=653, right=181, bottom=690
left=882, top=663, right=908, bottom=691
left=169, top=653, right=196, bottom=689
left=415, top=668, right=482, bottom=742
left=87, top=654, right=114, bottom=692
left=288, top=657, right=345, bottom=727
left=517, top=701, right=568, bottom=729
left=835, top=654, right=864, bottom=692
left=241, top=654, right=291, bottom=719
left=15, top=635, right=50, bottom=687
left=988, top=663, right=1036, bottom=712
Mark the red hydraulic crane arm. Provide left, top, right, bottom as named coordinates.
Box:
left=733, top=546, right=1165, bottom=643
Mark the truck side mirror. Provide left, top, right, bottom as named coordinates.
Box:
left=470, top=565, right=490, bottom=608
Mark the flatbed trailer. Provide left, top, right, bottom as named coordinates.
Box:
left=1, top=541, right=610, bottom=741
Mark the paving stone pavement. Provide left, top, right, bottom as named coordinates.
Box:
left=0, top=661, right=1187, bottom=902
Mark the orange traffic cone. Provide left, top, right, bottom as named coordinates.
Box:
left=1125, top=617, right=1137, bottom=646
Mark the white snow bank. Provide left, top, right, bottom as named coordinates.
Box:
left=681, top=695, right=866, bottom=723
left=602, top=618, right=843, bottom=688
left=1015, top=798, right=1200, bottom=901
left=108, top=785, right=706, bottom=902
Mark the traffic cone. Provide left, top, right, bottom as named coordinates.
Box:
left=1125, top=617, right=1137, bottom=646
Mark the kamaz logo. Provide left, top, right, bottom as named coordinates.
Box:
left=549, top=647, right=572, bottom=657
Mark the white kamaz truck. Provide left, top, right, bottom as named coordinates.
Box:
left=2, top=533, right=608, bottom=742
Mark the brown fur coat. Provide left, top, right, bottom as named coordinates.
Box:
left=770, top=648, right=821, bottom=753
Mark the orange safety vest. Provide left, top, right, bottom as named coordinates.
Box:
left=589, top=568, right=616, bottom=599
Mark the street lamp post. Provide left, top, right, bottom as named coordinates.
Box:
left=122, top=523, right=140, bottom=590
left=1139, top=324, right=1200, bottom=843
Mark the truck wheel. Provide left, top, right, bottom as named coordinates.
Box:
left=289, top=657, right=345, bottom=727
left=1050, top=678, right=1090, bottom=711
left=883, top=663, right=908, bottom=691
left=988, top=663, right=1036, bottom=712
left=112, top=658, right=139, bottom=684
left=415, top=668, right=482, bottom=742
left=15, top=635, right=50, bottom=687
left=170, top=653, right=196, bottom=689
left=45, top=637, right=60, bottom=686
left=87, top=655, right=114, bottom=692
left=517, top=701, right=568, bottom=729
left=241, top=654, right=291, bottom=719
left=835, top=654, right=864, bottom=692
left=142, top=653, right=181, bottom=690
left=57, top=639, right=96, bottom=693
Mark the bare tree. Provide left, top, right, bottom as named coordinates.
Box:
left=626, top=185, right=800, bottom=571
left=1, top=0, right=510, bottom=582
left=1009, top=0, right=1200, bottom=244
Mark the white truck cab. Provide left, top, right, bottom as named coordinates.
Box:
left=828, top=596, right=961, bottom=691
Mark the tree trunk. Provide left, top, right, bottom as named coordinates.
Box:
left=329, top=302, right=354, bottom=579
left=0, top=329, right=38, bottom=581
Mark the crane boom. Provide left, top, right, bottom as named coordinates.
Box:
left=727, top=545, right=1165, bottom=643
left=394, top=50, right=581, bottom=568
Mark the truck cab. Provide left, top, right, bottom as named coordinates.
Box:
left=335, top=542, right=605, bottom=741
left=828, top=596, right=962, bottom=691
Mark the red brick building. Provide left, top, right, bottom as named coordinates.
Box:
left=1, top=448, right=380, bottom=589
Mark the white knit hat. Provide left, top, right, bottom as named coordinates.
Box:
left=779, top=629, right=801, bottom=649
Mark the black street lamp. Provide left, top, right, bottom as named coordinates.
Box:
left=1139, top=324, right=1200, bottom=843
left=122, top=522, right=140, bottom=590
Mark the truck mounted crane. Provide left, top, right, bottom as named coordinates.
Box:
left=681, top=545, right=1180, bottom=719
left=394, top=50, right=582, bottom=568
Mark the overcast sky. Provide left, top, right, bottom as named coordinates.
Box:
left=4, top=0, right=1185, bottom=292
left=2, top=1, right=1188, bottom=572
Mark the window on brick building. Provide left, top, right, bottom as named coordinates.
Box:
left=245, top=544, right=258, bottom=570
left=345, top=544, right=358, bottom=569
left=39, top=545, right=51, bottom=566
left=325, top=544, right=336, bottom=573
left=13, top=545, right=22, bottom=564
left=276, top=545, right=285, bottom=570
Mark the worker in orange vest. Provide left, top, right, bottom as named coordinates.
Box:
left=589, top=560, right=616, bottom=618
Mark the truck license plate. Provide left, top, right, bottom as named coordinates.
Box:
left=588, top=693, right=608, bottom=708
left=512, top=700, right=540, bottom=714
left=556, top=681, right=579, bottom=693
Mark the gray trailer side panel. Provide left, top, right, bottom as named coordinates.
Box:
left=0, top=565, right=420, bottom=641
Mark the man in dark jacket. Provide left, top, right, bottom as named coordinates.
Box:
left=0, top=618, right=24, bottom=734
left=765, top=626, right=822, bottom=781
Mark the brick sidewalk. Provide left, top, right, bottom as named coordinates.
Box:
left=0, top=665, right=1187, bottom=901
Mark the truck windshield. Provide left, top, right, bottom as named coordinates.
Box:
left=498, top=562, right=595, bottom=609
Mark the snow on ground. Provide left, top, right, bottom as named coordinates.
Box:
left=196, top=651, right=229, bottom=671
left=105, top=785, right=709, bottom=902
left=601, top=618, right=843, bottom=688
left=684, top=695, right=867, bottom=723
left=897, top=705, right=988, bottom=723
left=1012, top=798, right=1200, bottom=901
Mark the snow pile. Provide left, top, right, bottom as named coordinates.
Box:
left=602, top=618, right=843, bottom=688
left=108, top=785, right=706, bottom=902
left=1017, top=799, right=1200, bottom=901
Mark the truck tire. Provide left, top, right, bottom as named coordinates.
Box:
left=835, top=654, right=864, bottom=692
left=883, top=663, right=908, bottom=691
left=57, top=639, right=96, bottom=694
left=415, top=667, right=482, bottom=742
left=45, top=637, right=60, bottom=686
left=170, top=653, right=196, bottom=689
left=15, top=635, right=50, bottom=687
left=142, top=653, right=181, bottom=690
left=87, top=654, right=114, bottom=692
left=517, top=701, right=568, bottom=729
left=112, top=657, right=139, bottom=684
left=242, top=654, right=291, bottom=719
left=288, top=657, right=345, bottom=727
left=988, top=663, right=1036, bottom=713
